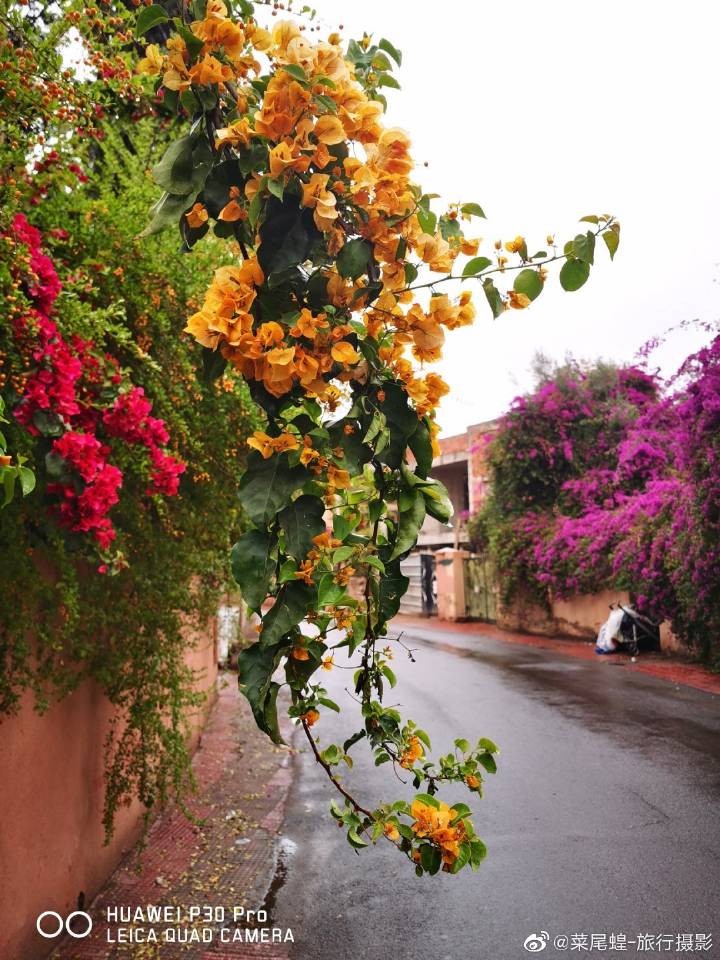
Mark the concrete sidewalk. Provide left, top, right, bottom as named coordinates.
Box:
left=50, top=674, right=296, bottom=960
left=392, top=615, right=720, bottom=696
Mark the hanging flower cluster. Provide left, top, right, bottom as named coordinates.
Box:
left=5, top=215, right=185, bottom=557
left=134, top=0, right=616, bottom=874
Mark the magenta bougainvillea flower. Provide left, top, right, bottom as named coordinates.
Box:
left=9, top=215, right=185, bottom=557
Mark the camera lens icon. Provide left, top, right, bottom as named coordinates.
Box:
left=36, top=910, right=93, bottom=939
left=523, top=931, right=550, bottom=952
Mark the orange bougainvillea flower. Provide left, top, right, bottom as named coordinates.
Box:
left=504, top=235, right=525, bottom=254
left=268, top=141, right=311, bottom=179
left=273, top=432, right=300, bottom=453
left=507, top=290, right=530, bottom=309
left=312, top=531, right=340, bottom=550
left=301, top=708, right=320, bottom=727
left=331, top=341, right=360, bottom=365
left=215, top=117, right=253, bottom=149
left=185, top=203, right=209, bottom=229
left=294, top=558, right=317, bottom=585
left=246, top=431, right=275, bottom=458
left=314, top=114, right=346, bottom=145
left=327, top=464, right=350, bottom=489
left=137, top=43, right=163, bottom=76
left=410, top=315, right=445, bottom=363
left=290, top=307, right=328, bottom=339
left=218, top=186, right=246, bottom=222
left=410, top=798, right=463, bottom=865
left=383, top=822, right=400, bottom=841
left=291, top=645, right=310, bottom=661
left=189, top=53, right=234, bottom=87
left=321, top=655, right=334, bottom=671
left=399, top=735, right=424, bottom=769
left=246, top=431, right=299, bottom=458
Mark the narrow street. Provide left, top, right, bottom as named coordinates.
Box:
left=272, top=622, right=720, bottom=960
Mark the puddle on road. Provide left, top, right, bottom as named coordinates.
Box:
left=261, top=836, right=297, bottom=922
left=515, top=661, right=586, bottom=672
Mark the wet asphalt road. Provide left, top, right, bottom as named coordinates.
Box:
left=270, top=623, right=720, bottom=960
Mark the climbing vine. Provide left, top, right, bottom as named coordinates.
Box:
left=134, top=0, right=618, bottom=874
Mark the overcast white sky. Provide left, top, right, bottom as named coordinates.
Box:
left=288, top=0, right=719, bottom=436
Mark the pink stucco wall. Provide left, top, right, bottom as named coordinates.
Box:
left=0, top=625, right=218, bottom=960
left=496, top=589, right=628, bottom=639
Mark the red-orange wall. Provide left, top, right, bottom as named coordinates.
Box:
left=0, top=626, right=218, bottom=960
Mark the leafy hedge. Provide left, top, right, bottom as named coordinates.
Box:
left=471, top=348, right=720, bottom=662
left=0, top=9, right=260, bottom=834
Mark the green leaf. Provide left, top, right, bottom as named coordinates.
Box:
left=238, top=642, right=285, bottom=743
left=420, top=843, right=442, bottom=875
left=376, top=559, right=409, bottom=627
left=267, top=177, right=285, bottom=201
left=332, top=546, right=355, bottom=565
left=248, top=191, right=263, bottom=229
left=580, top=214, right=599, bottom=224
left=439, top=215, right=461, bottom=241
left=603, top=225, right=620, bottom=260
left=414, top=792, right=441, bottom=809
left=482, top=278, right=505, bottom=318
left=381, top=664, right=397, bottom=688
left=572, top=231, right=595, bottom=265
left=416, top=206, right=436, bottom=236
left=199, top=346, right=227, bottom=384
left=364, top=555, right=385, bottom=573
left=313, top=93, right=338, bottom=114
left=478, top=737, right=499, bottom=753
left=152, top=135, right=213, bottom=195
left=462, top=256, right=492, bottom=277
left=376, top=381, right=420, bottom=470
left=460, top=202, right=486, bottom=218
left=327, top=420, right=372, bottom=476
left=320, top=743, right=341, bottom=764
left=318, top=696, right=340, bottom=712
left=239, top=452, right=308, bottom=525
left=347, top=826, right=369, bottom=849
left=470, top=838, right=488, bottom=868
left=172, top=19, right=204, bottom=59
left=377, top=74, right=400, bottom=90
left=420, top=477, right=453, bottom=524
left=559, top=258, right=591, bottom=292
left=477, top=752, right=498, bottom=775
left=513, top=268, right=543, bottom=302
left=404, top=263, right=418, bottom=285
left=18, top=467, right=35, bottom=497
left=139, top=190, right=198, bottom=238
left=278, top=494, right=326, bottom=560
left=337, top=238, right=372, bottom=280
left=389, top=489, right=426, bottom=561
left=378, top=37, right=402, bottom=65
left=260, top=581, right=313, bottom=647
left=318, top=572, right=345, bottom=607
left=136, top=5, right=169, bottom=35
left=2, top=470, right=16, bottom=507
left=231, top=529, right=276, bottom=610
left=257, top=196, right=320, bottom=275
left=408, top=420, right=433, bottom=477
left=283, top=63, right=308, bottom=83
